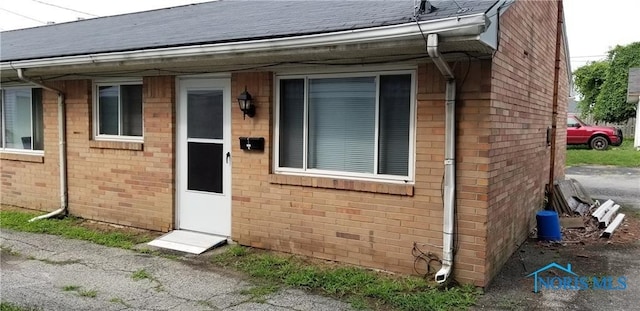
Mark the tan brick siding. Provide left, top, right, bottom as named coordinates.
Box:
left=485, top=0, right=569, bottom=284
left=231, top=62, right=493, bottom=286
left=1, top=77, right=176, bottom=231
left=1, top=1, right=568, bottom=288
left=1, top=89, right=61, bottom=210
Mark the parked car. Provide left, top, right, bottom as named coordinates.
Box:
left=566, top=114, right=623, bottom=150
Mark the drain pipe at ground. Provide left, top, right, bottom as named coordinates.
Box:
left=16, top=69, right=68, bottom=222
left=426, top=34, right=457, bottom=283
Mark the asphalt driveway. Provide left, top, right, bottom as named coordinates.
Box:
left=0, top=230, right=352, bottom=311
left=565, top=166, right=640, bottom=210
left=474, top=165, right=640, bottom=310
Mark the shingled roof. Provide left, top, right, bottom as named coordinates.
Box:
left=0, top=0, right=499, bottom=62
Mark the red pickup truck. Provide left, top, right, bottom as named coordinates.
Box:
left=566, top=114, right=623, bottom=150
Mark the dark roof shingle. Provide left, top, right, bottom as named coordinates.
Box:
left=0, top=0, right=498, bottom=62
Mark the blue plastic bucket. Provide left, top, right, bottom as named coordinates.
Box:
left=536, top=210, right=561, bottom=241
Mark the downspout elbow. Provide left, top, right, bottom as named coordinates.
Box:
left=435, top=259, right=452, bottom=283
left=427, top=34, right=454, bottom=80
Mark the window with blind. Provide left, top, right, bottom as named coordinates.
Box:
left=1, top=87, right=44, bottom=152
left=276, top=71, right=414, bottom=181
left=94, top=80, right=143, bottom=141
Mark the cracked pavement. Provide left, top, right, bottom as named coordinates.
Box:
left=0, top=230, right=354, bottom=311
left=565, top=166, right=640, bottom=210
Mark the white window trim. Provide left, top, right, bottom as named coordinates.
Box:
left=93, top=79, right=144, bottom=142
left=0, top=86, right=45, bottom=155
left=274, top=69, right=416, bottom=184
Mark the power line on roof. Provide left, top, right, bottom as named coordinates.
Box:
left=0, top=7, right=47, bottom=24
left=29, top=0, right=99, bottom=17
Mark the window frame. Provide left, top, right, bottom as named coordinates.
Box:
left=93, top=79, right=144, bottom=142
left=274, top=70, right=416, bottom=183
left=0, top=86, right=45, bottom=155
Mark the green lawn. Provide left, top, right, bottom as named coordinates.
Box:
left=213, top=245, right=479, bottom=311
left=566, top=139, right=639, bottom=167
left=0, top=210, right=153, bottom=249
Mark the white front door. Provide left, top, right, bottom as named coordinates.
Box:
left=177, top=78, right=231, bottom=236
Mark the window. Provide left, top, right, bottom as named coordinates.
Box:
left=94, top=81, right=143, bottom=140
left=567, top=117, right=580, bottom=128
left=1, top=87, right=44, bottom=152
left=276, top=71, right=414, bottom=182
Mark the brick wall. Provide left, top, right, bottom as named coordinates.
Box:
left=231, top=63, right=494, bottom=286
left=1, top=89, right=61, bottom=210
left=54, top=77, right=174, bottom=231
left=484, top=0, right=569, bottom=283
left=1, top=2, right=567, bottom=288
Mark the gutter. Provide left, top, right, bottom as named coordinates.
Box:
left=16, top=69, right=68, bottom=222
left=1, top=14, right=487, bottom=71
left=426, top=34, right=457, bottom=283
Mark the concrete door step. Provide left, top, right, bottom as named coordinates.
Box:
left=147, top=230, right=226, bottom=254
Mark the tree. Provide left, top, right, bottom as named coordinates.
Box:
left=573, top=41, right=640, bottom=123
left=574, top=61, right=608, bottom=116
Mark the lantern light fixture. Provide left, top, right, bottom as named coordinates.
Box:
left=237, top=86, right=255, bottom=119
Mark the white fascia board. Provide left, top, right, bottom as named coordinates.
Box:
left=1, top=14, right=488, bottom=71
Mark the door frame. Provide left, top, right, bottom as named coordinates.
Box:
left=175, top=75, right=232, bottom=235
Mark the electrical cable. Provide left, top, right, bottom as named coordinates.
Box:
left=0, top=7, right=46, bottom=24
left=412, top=242, right=442, bottom=277
left=29, top=0, right=98, bottom=17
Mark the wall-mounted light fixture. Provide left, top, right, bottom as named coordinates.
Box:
left=237, top=86, right=255, bottom=119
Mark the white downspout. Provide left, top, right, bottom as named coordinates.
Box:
left=426, top=34, right=456, bottom=283
left=16, top=69, right=68, bottom=222
left=635, top=96, right=640, bottom=150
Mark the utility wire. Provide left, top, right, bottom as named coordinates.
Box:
left=30, top=0, right=99, bottom=17
left=0, top=7, right=47, bottom=24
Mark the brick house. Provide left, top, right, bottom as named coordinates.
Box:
left=0, top=0, right=570, bottom=286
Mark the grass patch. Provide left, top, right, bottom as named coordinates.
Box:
left=567, top=139, right=639, bottom=167
left=213, top=246, right=479, bottom=311
left=240, top=284, right=280, bottom=302
left=78, top=289, right=97, bottom=298
left=0, top=210, right=152, bottom=249
left=62, top=285, right=80, bottom=292
left=131, top=269, right=151, bottom=280
left=129, top=268, right=164, bottom=291
left=0, top=302, right=42, bottom=311
left=61, top=285, right=97, bottom=298
left=108, top=297, right=130, bottom=307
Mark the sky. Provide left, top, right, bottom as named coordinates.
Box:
left=1, top=0, right=639, bottom=72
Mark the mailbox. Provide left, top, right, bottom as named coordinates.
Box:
left=239, top=137, right=265, bottom=151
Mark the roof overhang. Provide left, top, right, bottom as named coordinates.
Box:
left=1, top=13, right=491, bottom=79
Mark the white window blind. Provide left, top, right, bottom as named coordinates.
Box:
left=308, top=77, right=376, bottom=173
left=277, top=72, right=413, bottom=181
left=1, top=88, right=43, bottom=151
